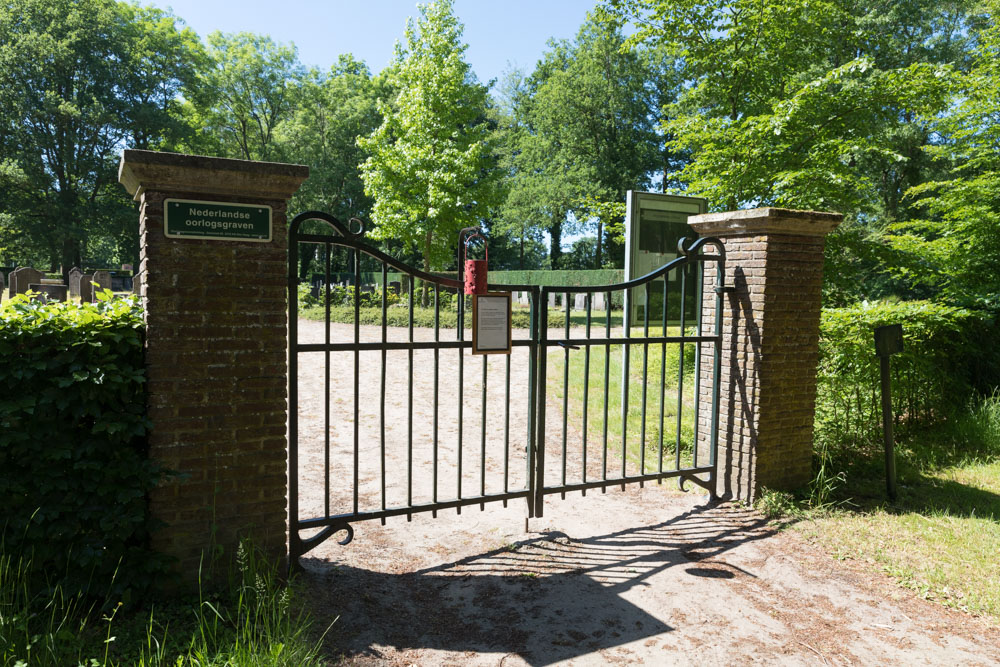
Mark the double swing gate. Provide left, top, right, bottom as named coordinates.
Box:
left=288, top=212, right=727, bottom=566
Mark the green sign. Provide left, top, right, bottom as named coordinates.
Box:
left=164, top=199, right=272, bottom=242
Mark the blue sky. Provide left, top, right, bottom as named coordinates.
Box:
left=149, top=0, right=598, bottom=87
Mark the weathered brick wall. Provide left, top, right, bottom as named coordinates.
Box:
left=690, top=209, right=840, bottom=502
left=120, top=151, right=307, bottom=580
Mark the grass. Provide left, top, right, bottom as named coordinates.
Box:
left=545, top=326, right=700, bottom=472
left=779, top=393, right=1000, bottom=619
left=0, top=541, right=329, bottom=666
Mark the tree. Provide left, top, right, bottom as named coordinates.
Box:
left=497, top=15, right=667, bottom=269
left=275, top=55, right=388, bottom=280
left=184, top=32, right=302, bottom=161
left=357, top=0, right=502, bottom=283
left=0, top=0, right=202, bottom=274
left=600, top=0, right=971, bottom=302
left=889, top=0, right=1000, bottom=309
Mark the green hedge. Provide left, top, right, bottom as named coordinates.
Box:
left=0, top=292, right=160, bottom=601
left=300, top=304, right=551, bottom=329
left=487, top=269, right=625, bottom=287
left=816, top=300, right=999, bottom=451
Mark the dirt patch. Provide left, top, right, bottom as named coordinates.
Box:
left=293, top=320, right=1000, bottom=665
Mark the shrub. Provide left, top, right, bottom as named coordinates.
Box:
left=816, top=300, right=999, bottom=452
left=0, top=292, right=161, bottom=603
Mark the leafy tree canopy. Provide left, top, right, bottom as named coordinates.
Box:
left=0, top=0, right=202, bottom=272
left=357, top=0, right=502, bottom=272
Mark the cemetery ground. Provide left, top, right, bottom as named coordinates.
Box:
left=295, top=318, right=1000, bottom=665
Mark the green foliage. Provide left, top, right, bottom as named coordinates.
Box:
left=488, top=269, right=625, bottom=288
left=300, top=302, right=544, bottom=330
left=0, top=292, right=160, bottom=602
left=184, top=31, right=302, bottom=161
left=889, top=0, right=1000, bottom=309
left=0, top=0, right=203, bottom=270
left=816, top=300, right=998, bottom=452
left=495, top=14, right=666, bottom=268
left=0, top=540, right=326, bottom=666
left=278, top=56, right=386, bottom=218
left=358, top=0, right=502, bottom=272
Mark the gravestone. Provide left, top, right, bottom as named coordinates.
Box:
left=29, top=284, right=67, bottom=302
left=110, top=273, right=132, bottom=292
left=91, top=270, right=112, bottom=295
left=79, top=275, right=94, bottom=303
left=389, top=281, right=401, bottom=295
left=548, top=292, right=556, bottom=308
left=574, top=293, right=588, bottom=311
left=0, top=271, right=4, bottom=296
left=10, top=267, right=44, bottom=297
left=592, top=292, right=606, bottom=312
left=68, top=268, right=83, bottom=298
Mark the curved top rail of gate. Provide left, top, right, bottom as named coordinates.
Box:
left=290, top=210, right=468, bottom=291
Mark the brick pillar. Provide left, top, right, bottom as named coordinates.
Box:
left=688, top=208, right=841, bottom=502
left=118, top=150, right=308, bottom=579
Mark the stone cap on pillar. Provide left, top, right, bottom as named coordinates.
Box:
left=118, top=149, right=309, bottom=201
left=688, top=207, right=842, bottom=237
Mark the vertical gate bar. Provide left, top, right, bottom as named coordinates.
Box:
left=675, top=263, right=687, bottom=471
left=433, top=285, right=440, bottom=517
left=534, top=288, right=548, bottom=517
left=353, top=246, right=361, bottom=515
left=324, top=243, right=332, bottom=518
left=621, top=291, right=630, bottom=488
left=480, top=355, right=487, bottom=509
left=457, top=288, right=464, bottom=513
left=659, top=275, right=668, bottom=475
left=602, top=290, right=611, bottom=490
left=287, top=229, right=299, bottom=567
left=582, top=293, right=592, bottom=491
left=640, top=282, right=650, bottom=481
left=379, top=264, right=388, bottom=524
left=561, top=292, right=570, bottom=497
left=692, top=262, right=703, bottom=469
left=503, top=351, right=510, bottom=506
left=407, top=275, right=414, bottom=520
left=526, top=288, right=538, bottom=517
left=710, top=251, right=725, bottom=486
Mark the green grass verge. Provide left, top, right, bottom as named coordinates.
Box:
left=769, top=394, right=1000, bottom=619
left=0, top=541, right=329, bottom=666
left=545, top=326, right=700, bottom=471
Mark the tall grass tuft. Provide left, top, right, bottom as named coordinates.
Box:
left=1, top=539, right=330, bottom=666
left=168, top=541, right=330, bottom=667
left=0, top=547, right=100, bottom=666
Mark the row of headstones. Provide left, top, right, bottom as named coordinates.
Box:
left=513, top=291, right=609, bottom=312
left=3, top=266, right=113, bottom=303
left=309, top=280, right=406, bottom=300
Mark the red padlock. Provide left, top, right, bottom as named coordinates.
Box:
left=463, top=233, right=488, bottom=295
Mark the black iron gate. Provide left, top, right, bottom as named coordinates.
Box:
left=288, top=212, right=726, bottom=567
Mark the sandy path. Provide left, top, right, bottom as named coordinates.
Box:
left=292, top=319, right=1000, bottom=666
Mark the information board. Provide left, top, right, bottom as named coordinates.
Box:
left=623, top=191, right=707, bottom=326
left=472, top=293, right=512, bottom=355
left=164, top=199, right=272, bottom=242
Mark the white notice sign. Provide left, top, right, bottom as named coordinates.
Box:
left=472, top=293, right=512, bottom=355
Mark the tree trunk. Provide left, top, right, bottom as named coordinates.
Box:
left=595, top=220, right=604, bottom=269
left=422, top=228, right=433, bottom=307
left=549, top=211, right=563, bottom=270
left=60, top=237, right=80, bottom=286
